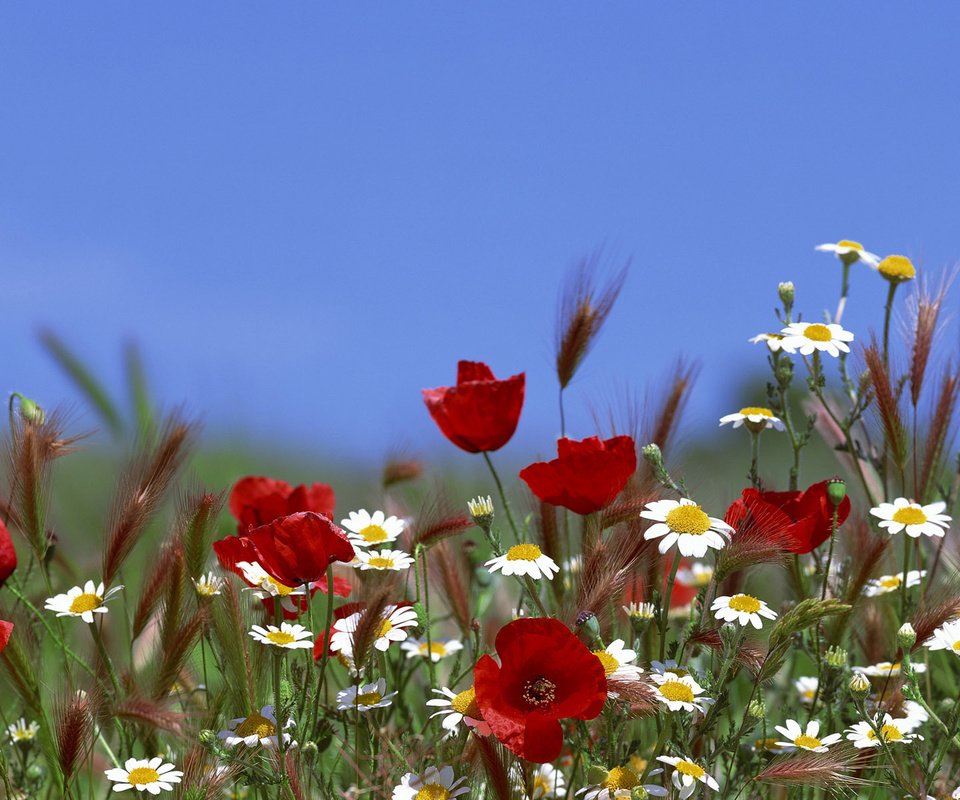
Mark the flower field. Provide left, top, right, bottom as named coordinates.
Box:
left=2, top=243, right=959, bottom=799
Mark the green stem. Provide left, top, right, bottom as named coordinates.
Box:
left=748, top=430, right=761, bottom=489
left=272, top=605, right=288, bottom=797
left=90, top=620, right=121, bottom=695
left=482, top=451, right=521, bottom=540
left=882, top=281, right=898, bottom=370
left=310, top=565, right=337, bottom=734
left=658, top=557, right=682, bottom=662
left=419, top=546, right=437, bottom=688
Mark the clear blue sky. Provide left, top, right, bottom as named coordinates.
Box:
left=3, top=4, right=959, bottom=464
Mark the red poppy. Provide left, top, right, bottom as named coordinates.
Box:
left=621, top=556, right=698, bottom=610
left=0, top=619, right=11, bottom=655
left=422, top=361, right=525, bottom=453
left=0, top=520, right=16, bottom=587
left=519, top=436, right=637, bottom=515
left=725, top=481, right=851, bottom=555
left=229, top=476, right=336, bottom=533
left=473, top=617, right=607, bottom=763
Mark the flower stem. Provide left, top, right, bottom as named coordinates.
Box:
left=658, top=556, right=682, bottom=662
left=882, top=281, right=898, bottom=369
left=482, top=451, right=521, bottom=540
left=310, top=565, right=336, bottom=733
left=90, top=620, right=121, bottom=695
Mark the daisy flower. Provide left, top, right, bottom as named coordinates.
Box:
left=815, top=240, right=880, bottom=267
left=593, top=639, right=644, bottom=682
left=353, top=548, right=414, bottom=571
left=485, top=544, right=559, bottom=580
left=392, top=765, right=468, bottom=800
left=467, top=495, right=494, bottom=521
left=337, top=678, right=397, bottom=712
left=104, top=757, right=183, bottom=794
left=641, top=499, right=734, bottom=558
left=864, top=570, right=925, bottom=597
left=752, top=738, right=789, bottom=754
left=341, top=509, right=404, bottom=547
left=718, top=407, right=784, bottom=432
left=218, top=705, right=295, bottom=749
left=846, top=715, right=922, bottom=748
left=657, top=756, right=719, bottom=799
left=900, top=700, right=928, bottom=732
left=236, top=561, right=306, bottom=614
left=7, top=718, right=39, bottom=745
left=331, top=604, right=418, bottom=655
left=622, top=602, right=656, bottom=620
left=923, top=619, right=960, bottom=655
left=773, top=719, right=842, bottom=753
left=875, top=254, right=916, bottom=283
left=795, top=676, right=818, bottom=705
left=650, top=660, right=690, bottom=677
left=576, top=765, right=667, bottom=799
left=426, top=685, right=491, bottom=736
left=649, top=672, right=712, bottom=714
left=191, top=572, right=224, bottom=597
left=870, top=498, right=951, bottom=538
left=854, top=661, right=926, bottom=677
left=677, top=562, right=714, bottom=588
left=711, top=594, right=777, bottom=629
left=44, top=580, right=123, bottom=623
left=515, top=763, right=567, bottom=798
left=749, top=332, right=789, bottom=352
left=248, top=622, right=313, bottom=651
left=401, top=637, right=464, bottom=662
left=778, top=322, right=854, bottom=358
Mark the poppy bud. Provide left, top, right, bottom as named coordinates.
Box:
left=849, top=673, right=870, bottom=699
left=778, top=281, right=795, bottom=314
left=897, top=623, right=916, bottom=650
left=575, top=611, right=601, bottom=646
left=302, top=741, right=319, bottom=765
left=719, top=622, right=740, bottom=652
left=825, top=478, right=847, bottom=508
left=14, top=393, right=44, bottom=425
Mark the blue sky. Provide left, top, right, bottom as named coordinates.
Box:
left=3, top=4, right=959, bottom=465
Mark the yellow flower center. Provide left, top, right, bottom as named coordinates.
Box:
left=664, top=505, right=712, bottom=535
left=69, top=593, right=102, bottom=614
left=415, top=785, right=450, bottom=800
left=450, top=686, right=482, bottom=718
left=506, top=544, right=542, bottom=561
left=354, top=691, right=383, bottom=706
left=728, top=594, right=762, bottom=614
left=234, top=712, right=276, bottom=739
left=877, top=255, right=916, bottom=282
left=659, top=680, right=695, bottom=703
left=738, top=407, right=773, bottom=418
left=367, top=556, right=395, bottom=569
left=593, top=650, right=620, bottom=675
left=794, top=734, right=822, bottom=749
left=892, top=507, right=927, bottom=526
left=266, top=630, right=296, bottom=646
left=266, top=577, right=295, bottom=597
left=378, top=619, right=394, bottom=637
left=803, top=324, right=833, bottom=342
left=869, top=724, right=903, bottom=742
left=676, top=760, right=705, bottom=779
left=196, top=581, right=219, bottom=597
left=837, top=239, right=864, bottom=251
left=879, top=576, right=902, bottom=589
left=755, top=738, right=782, bottom=751
left=532, top=774, right=552, bottom=794
left=801, top=689, right=816, bottom=701
left=602, top=766, right=639, bottom=790
left=629, top=755, right=648, bottom=773
left=419, top=642, right=447, bottom=658
left=358, top=524, right=389, bottom=543
left=126, top=767, right=161, bottom=787
left=953, top=640, right=960, bottom=653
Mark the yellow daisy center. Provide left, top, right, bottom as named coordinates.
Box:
left=892, top=507, right=927, bottom=526
left=266, top=577, right=294, bottom=597
left=952, top=640, right=960, bottom=653
left=126, top=767, right=161, bottom=786
left=869, top=724, right=903, bottom=742
left=506, top=543, right=542, bottom=561
left=676, top=760, right=705, bottom=779
left=837, top=239, right=864, bottom=251
left=415, top=785, right=450, bottom=800
left=602, top=766, right=639, bottom=790
left=801, top=689, right=816, bottom=701
left=355, top=691, right=383, bottom=706
left=755, top=738, right=781, bottom=751
left=451, top=686, right=482, bottom=718
left=664, top=505, right=712, bottom=535
left=196, top=581, right=218, bottom=597
left=358, top=524, right=389, bottom=543
left=803, top=324, right=833, bottom=342
left=879, top=575, right=902, bottom=589
left=533, top=774, right=552, bottom=794
left=234, top=712, right=276, bottom=739
left=266, top=630, right=295, bottom=646
left=794, top=734, right=821, bottom=749
left=367, top=556, right=396, bottom=569
left=728, top=594, right=762, bottom=614
left=68, top=593, right=102, bottom=614
left=378, top=619, right=394, bottom=637
left=877, top=255, right=916, bottom=282
left=419, top=642, right=447, bottom=658
left=629, top=755, right=648, bottom=773
left=738, top=407, right=773, bottom=418
left=659, top=680, right=694, bottom=703
left=593, top=650, right=620, bottom=675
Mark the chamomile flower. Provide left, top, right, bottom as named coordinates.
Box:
left=718, top=407, right=784, bottom=432
left=401, top=637, right=464, bottom=662
left=649, top=672, right=712, bottom=714
left=337, top=678, right=397, bottom=712
left=846, top=715, right=922, bottom=748
left=576, top=765, right=667, bottom=799
left=44, top=580, right=123, bottom=623
left=191, top=572, right=224, bottom=598
left=622, top=602, right=656, bottom=620
left=467, top=495, right=494, bottom=521
left=641, top=499, right=734, bottom=558
left=650, top=660, right=689, bottom=677
left=854, top=661, right=926, bottom=678
left=248, top=622, right=313, bottom=651
left=7, top=718, right=39, bottom=745
left=353, top=548, right=414, bottom=571
left=922, top=619, right=960, bottom=655
left=749, top=333, right=789, bottom=352
left=104, top=757, right=183, bottom=794
left=236, top=561, right=306, bottom=614
left=870, top=498, right=951, bottom=538
left=711, top=594, right=777, bottom=629
left=392, top=765, right=469, bottom=800
left=218, top=705, right=295, bottom=749
left=677, top=562, right=714, bottom=588
left=515, top=763, right=567, bottom=798
left=656, top=756, right=719, bottom=799
left=875, top=255, right=916, bottom=283
left=331, top=604, right=419, bottom=655
left=426, top=685, right=491, bottom=736
left=593, top=639, right=644, bottom=682
left=773, top=719, right=842, bottom=753
left=815, top=240, right=880, bottom=267
left=900, top=701, right=928, bottom=732
left=778, top=322, right=854, bottom=358
left=341, top=509, right=404, bottom=547
left=795, top=677, right=819, bottom=705
left=485, top=544, right=559, bottom=580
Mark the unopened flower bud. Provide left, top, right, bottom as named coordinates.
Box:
left=576, top=611, right=601, bottom=646
left=301, top=741, right=319, bottom=765
left=849, top=672, right=870, bottom=698
left=876, top=254, right=916, bottom=284
left=641, top=443, right=666, bottom=473
left=586, top=765, right=610, bottom=785
left=26, top=764, right=44, bottom=781
left=825, top=646, right=848, bottom=670
left=719, top=622, right=740, bottom=652
left=467, top=496, right=495, bottom=531
left=631, top=789, right=650, bottom=800
left=778, top=281, right=795, bottom=313
left=198, top=729, right=218, bottom=749
left=747, top=699, right=766, bottom=719
left=897, top=623, right=916, bottom=650
left=14, top=393, right=45, bottom=425
left=826, top=477, right=847, bottom=508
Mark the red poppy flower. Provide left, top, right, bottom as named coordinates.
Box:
left=725, top=481, right=851, bottom=555
left=621, top=556, right=698, bottom=610
left=229, top=476, right=336, bottom=533
left=474, top=617, right=607, bottom=763
left=0, top=520, right=16, bottom=587
left=519, top=436, right=637, bottom=515
left=0, top=619, right=11, bottom=655
left=422, top=361, right=525, bottom=453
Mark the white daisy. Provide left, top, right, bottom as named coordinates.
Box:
left=104, top=757, right=183, bottom=794
left=341, top=509, right=404, bottom=547
left=778, top=322, right=855, bottom=358
left=846, top=715, right=922, bottom=748
left=815, top=240, right=880, bottom=267
left=649, top=672, right=712, bottom=714
left=900, top=700, right=928, bottom=732
left=923, top=619, right=960, bottom=655
left=331, top=604, right=419, bottom=655
left=864, top=570, right=925, bottom=597
left=641, top=499, right=734, bottom=558
left=622, top=601, right=656, bottom=620
left=217, top=705, right=295, bottom=749
left=401, top=637, right=464, bottom=662
left=392, top=765, right=469, bottom=800
left=656, top=756, right=719, bottom=800
left=336, top=678, right=397, bottom=712
left=650, top=660, right=690, bottom=677
left=191, top=572, right=225, bottom=598
left=467, top=495, right=494, bottom=519
left=870, top=499, right=951, bottom=538
left=593, top=639, right=644, bottom=682
left=7, top=718, right=39, bottom=745
left=576, top=766, right=667, bottom=799
left=773, top=719, right=842, bottom=753
left=854, top=661, right=926, bottom=678
left=485, top=544, right=559, bottom=580
left=236, top=561, right=306, bottom=615
left=248, top=622, right=313, bottom=651
left=353, top=548, right=415, bottom=571
left=426, top=685, right=491, bottom=736
left=515, top=763, right=567, bottom=798
left=718, top=407, right=784, bottom=432
left=677, top=562, right=714, bottom=588
left=795, top=677, right=819, bottom=705
left=711, top=594, right=777, bottom=629
left=749, top=333, right=790, bottom=352
left=44, top=580, right=123, bottom=624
